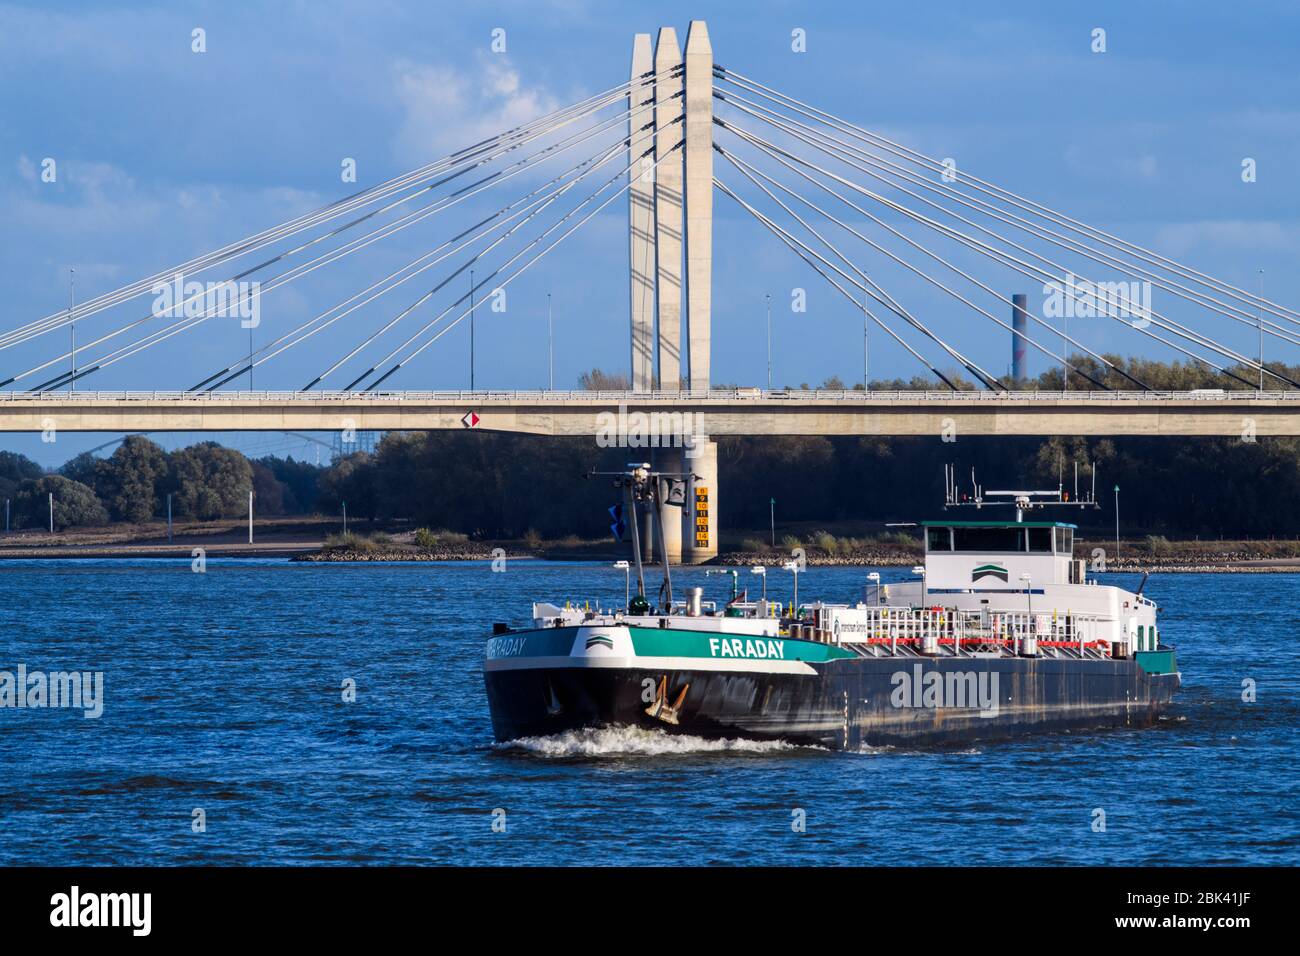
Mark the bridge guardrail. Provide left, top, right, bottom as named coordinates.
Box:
left=2, top=389, right=1299, bottom=402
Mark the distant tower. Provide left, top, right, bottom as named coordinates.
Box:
left=1011, top=293, right=1029, bottom=382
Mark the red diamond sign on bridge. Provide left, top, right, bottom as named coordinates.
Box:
left=461, top=411, right=480, bottom=429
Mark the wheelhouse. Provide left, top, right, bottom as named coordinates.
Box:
left=921, top=519, right=1080, bottom=590
left=924, top=521, right=1074, bottom=556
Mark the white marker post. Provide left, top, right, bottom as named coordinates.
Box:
left=248, top=490, right=254, bottom=545
left=48, top=492, right=54, bottom=534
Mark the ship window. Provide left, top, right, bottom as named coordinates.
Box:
left=1054, top=527, right=1074, bottom=555
left=952, top=526, right=1024, bottom=552
left=926, top=527, right=952, bottom=551
left=1026, top=527, right=1052, bottom=553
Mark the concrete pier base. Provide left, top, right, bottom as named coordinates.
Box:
left=682, top=438, right=717, bottom=564
left=657, top=446, right=684, bottom=564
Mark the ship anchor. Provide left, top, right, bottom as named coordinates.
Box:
left=644, top=676, right=690, bottom=725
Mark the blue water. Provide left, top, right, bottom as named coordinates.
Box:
left=1, top=559, right=1296, bottom=865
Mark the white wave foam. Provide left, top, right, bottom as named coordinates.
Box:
left=494, top=724, right=813, bottom=757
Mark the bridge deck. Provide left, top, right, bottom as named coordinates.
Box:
left=3, top=389, right=1298, bottom=436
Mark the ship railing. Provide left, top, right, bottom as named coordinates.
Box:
left=842, top=607, right=1113, bottom=659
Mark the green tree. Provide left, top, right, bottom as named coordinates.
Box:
left=0, top=450, right=43, bottom=501
left=577, top=367, right=630, bottom=390
left=250, top=461, right=287, bottom=516
left=166, top=442, right=253, bottom=519
left=317, top=451, right=378, bottom=520
left=12, top=475, right=108, bottom=529
left=95, top=435, right=169, bottom=522
left=59, top=451, right=102, bottom=489
left=256, top=455, right=323, bottom=513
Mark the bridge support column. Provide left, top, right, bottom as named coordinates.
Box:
left=682, top=438, right=717, bottom=564
left=628, top=33, right=655, bottom=393
left=683, top=20, right=713, bottom=393
left=653, top=27, right=684, bottom=391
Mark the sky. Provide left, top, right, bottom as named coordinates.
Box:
left=2, top=0, right=1299, bottom=466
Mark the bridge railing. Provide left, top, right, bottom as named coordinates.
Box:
left=2, top=389, right=1299, bottom=402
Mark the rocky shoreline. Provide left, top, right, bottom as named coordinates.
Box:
left=715, top=548, right=1300, bottom=573
left=291, top=545, right=1300, bottom=572
left=291, top=546, right=525, bottom=562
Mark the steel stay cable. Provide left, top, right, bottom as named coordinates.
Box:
left=719, top=125, right=1128, bottom=390
left=14, top=104, right=639, bottom=390
left=715, top=84, right=1300, bottom=348
left=719, top=110, right=1266, bottom=387
left=6, top=69, right=677, bottom=343
left=717, top=142, right=1005, bottom=390
left=359, top=140, right=681, bottom=391
left=717, top=67, right=1300, bottom=329
left=716, top=177, right=960, bottom=390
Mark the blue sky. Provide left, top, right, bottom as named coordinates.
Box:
left=3, top=0, right=1299, bottom=465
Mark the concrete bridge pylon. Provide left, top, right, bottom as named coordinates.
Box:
left=632, top=20, right=718, bottom=564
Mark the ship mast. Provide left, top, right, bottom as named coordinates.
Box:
left=589, top=463, right=695, bottom=611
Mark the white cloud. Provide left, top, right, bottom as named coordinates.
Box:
left=390, top=54, right=560, bottom=163
left=1153, top=220, right=1300, bottom=259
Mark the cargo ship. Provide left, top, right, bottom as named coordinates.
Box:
left=484, top=464, right=1180, bottom=748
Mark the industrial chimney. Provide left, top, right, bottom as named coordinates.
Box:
left=1011, top=293, right=1029, bottom=382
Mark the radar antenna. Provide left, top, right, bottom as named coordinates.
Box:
left=942, top=463, right=1101, bottom=522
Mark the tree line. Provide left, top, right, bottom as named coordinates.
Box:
left=2, top=358, right=1297, bottom=537
left=0, top=438, right=323, bottom=530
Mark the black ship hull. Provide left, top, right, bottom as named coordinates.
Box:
left=486, top=651, right=1181, bottom=750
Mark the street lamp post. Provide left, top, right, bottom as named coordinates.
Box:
left=547, top=292, right=554, bottom=391
left=765, top=293, right=772, bottom=391
left=469, top=269, right=476, bottom=391
left=1062, top=312, right=1068, bottom=392
left=912, top=565, right=926, bottom=607
left=782, top=560, right=801, bottom=615
left=862, top=292, right=869, bottom=391
left=1114, top=484, right=1120, bottom=562
left=867, top=571, right=881, bottom=605
left=69, top=268, right=76, bottom=392
left=1258, top=270, right=1265, bottom=392
left=750, top=565, right=767, bottom=601
left=613, top=560, right=630, bottom=608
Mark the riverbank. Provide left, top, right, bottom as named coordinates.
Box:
left=2, top=518, right=1299, bottom=571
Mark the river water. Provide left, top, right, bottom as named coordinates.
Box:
left=2, top=559, right=1295, bottom=865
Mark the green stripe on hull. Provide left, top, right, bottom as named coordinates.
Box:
left=628, top=626, right=856, bottom=662
left=484, top=625, right=857, bottom=663
left=1135, top=649, right=1178, bottom=675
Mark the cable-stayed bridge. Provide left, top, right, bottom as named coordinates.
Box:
left=4, top=20, right=1299, bottom=559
